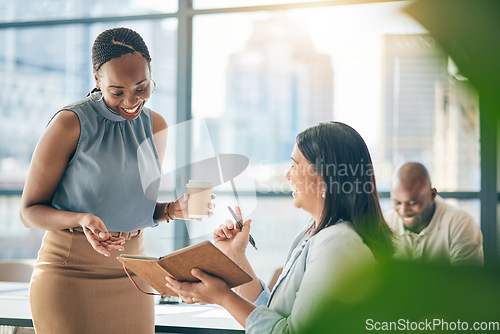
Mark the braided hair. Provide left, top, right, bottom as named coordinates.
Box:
left=92, top=27, right=151, bottom=72
left=89, top=27, right=151, bottom=96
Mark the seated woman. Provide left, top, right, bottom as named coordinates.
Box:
left=165, top=121, right=394, bottom=333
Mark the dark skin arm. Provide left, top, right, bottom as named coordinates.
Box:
left=150, top=111, right=214, bottom=222
left=151, top=111, right=170, bottom=222
left=19, top=110, right=124, bottom=256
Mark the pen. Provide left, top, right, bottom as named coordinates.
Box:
left=227, top=206, right=257, bottom=250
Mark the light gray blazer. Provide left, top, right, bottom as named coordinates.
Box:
left=246, top=221, right=375, bottom=333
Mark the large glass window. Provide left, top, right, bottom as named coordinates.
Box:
left=193, top=0, right=333, bottom=10
left=0, top=0, right=177, bottom=22
left=192, top=2, right=479, bottom=193
left=191, top=1, right=481, bottom=277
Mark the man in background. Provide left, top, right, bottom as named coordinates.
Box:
left=385, top=162, right=483, bottom=266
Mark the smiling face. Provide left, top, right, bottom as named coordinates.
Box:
left=94, top=51, right=151, bottom=120
left=390, top=177, right=437, bottom=233
left=285, top=144, right=325, bottom=222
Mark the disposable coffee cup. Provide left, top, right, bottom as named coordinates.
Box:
left=186, top=180, right=213, bottom=218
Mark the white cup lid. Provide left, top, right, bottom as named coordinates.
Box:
left=186, top=180, right=212, bottom=188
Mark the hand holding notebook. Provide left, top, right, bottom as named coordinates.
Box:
left=117, top=241, right=252, bottom=296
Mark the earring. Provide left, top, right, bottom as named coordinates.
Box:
left=151, top=79, right=157, bottom=94
left=90, top=89, right=103, bottom=102
left=321, top=192, right=325, bottom=198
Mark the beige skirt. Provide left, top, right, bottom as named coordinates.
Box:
left=30, top=229, right=154, bottom=334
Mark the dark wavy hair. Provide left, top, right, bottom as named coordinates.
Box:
left=296, top=121, right=394, bottom=260
left=89, top=27, right=151, bottom=95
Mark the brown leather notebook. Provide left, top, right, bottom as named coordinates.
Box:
left=117, top=241, right=252, bottom=296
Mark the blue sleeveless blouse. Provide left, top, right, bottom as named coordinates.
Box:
left=50, top=95, right=161, bottom=232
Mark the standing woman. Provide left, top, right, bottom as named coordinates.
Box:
left=20, top=27, right=196, bottom=333
left=165, top=122, right=394, bottom=333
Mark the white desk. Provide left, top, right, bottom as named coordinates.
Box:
left=0, top=282, right=244, bottom=333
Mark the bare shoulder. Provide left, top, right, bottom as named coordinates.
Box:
left=151, top=111, right=167, bottom=134
left=40, top=110, right=80, bottom=157
left=47, top=109, right=80, bottom=138
left=21, top=110, right=81, bottom=208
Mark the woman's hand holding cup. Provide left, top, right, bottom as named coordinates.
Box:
left=171, top=181, right=216, bottom=221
